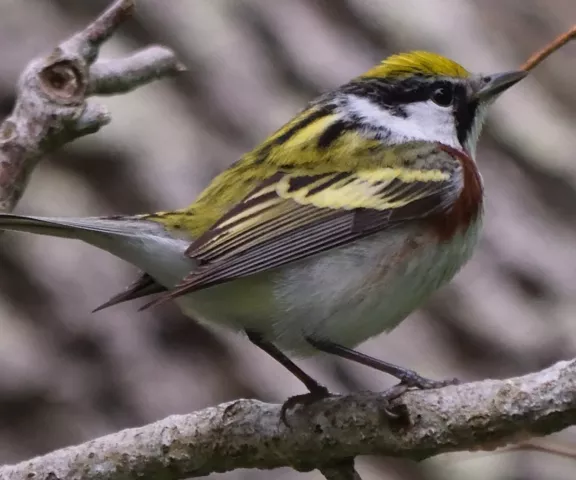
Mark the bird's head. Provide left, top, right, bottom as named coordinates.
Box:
left=338, top=51, right=526, bottom=156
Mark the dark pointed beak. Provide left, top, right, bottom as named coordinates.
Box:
left=474, top=70, right=527, bottom=102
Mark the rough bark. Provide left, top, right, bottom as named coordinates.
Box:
left=2, top=359, right=576, bottom=479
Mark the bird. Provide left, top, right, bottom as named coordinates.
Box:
left=0, top=51, right=526, bottom=405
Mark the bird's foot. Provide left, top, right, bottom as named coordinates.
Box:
left=375, top=382, right=411, bottom=419
left=399, top=369, right=460, bottom=390
left=280, top=385, right=332, bottom=426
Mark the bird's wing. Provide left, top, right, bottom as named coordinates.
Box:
left=145, top=143, right=469, bottom=306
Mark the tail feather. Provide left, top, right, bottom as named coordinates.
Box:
left=0, top=213, right=192, bottom=306
left=0, top=213, right=159, bottom=240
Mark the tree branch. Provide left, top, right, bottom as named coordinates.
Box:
left=1, top=359, right=575, bottom=480
left=0, top=0, right=184, bottom=213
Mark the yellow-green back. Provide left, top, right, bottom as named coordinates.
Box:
left=144, top=105, right=390, bottom=237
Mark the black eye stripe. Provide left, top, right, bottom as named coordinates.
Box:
left=343, top=78, right=459, bottom=107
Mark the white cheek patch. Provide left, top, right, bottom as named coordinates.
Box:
left=345, top=95, right=460, bottom=150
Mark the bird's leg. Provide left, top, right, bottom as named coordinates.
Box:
left=246, top=330, right=331, bottom=424
left=306, top=337, right=459, bottom=389
left=246, top=330, right=327, bottom=393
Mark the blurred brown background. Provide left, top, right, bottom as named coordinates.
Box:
left=0, top=1, right=575, bottom=479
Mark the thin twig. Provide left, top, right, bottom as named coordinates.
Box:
left=84, top=0, right=135, bottom=46
left=67, top=0, right=136, bottom=63
left=88, top=46, right=186, bottom=95
left=521, top=24, right=576, bottom=71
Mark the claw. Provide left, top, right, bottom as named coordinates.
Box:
left=379, top=382, right=410, bottom=421
left=280, top=386, right=331, bottom=426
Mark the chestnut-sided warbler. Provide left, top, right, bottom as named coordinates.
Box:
left=0, top=52, right=525, bottom=401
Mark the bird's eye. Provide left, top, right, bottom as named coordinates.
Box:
left=431, top=86, right=454, bottom=107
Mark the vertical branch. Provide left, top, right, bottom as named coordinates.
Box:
left=0, top=0, right=184, bottom=213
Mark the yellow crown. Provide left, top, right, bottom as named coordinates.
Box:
left=362, top=51, right=470, bottom=79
